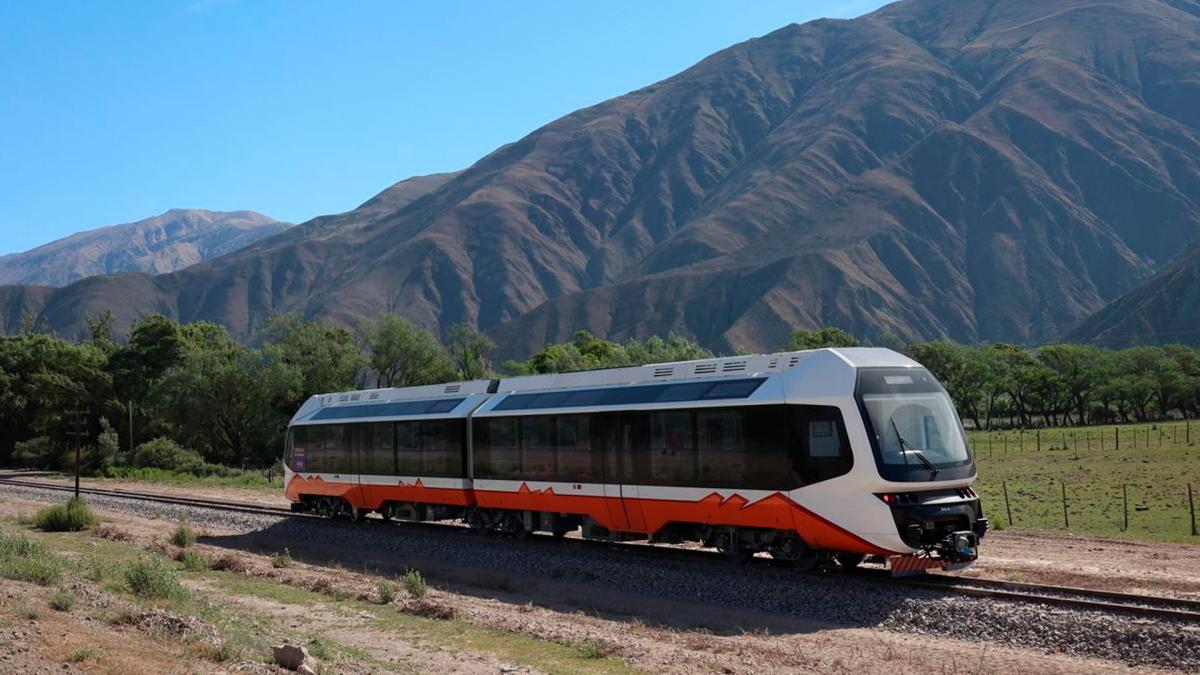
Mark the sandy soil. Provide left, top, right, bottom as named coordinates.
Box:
left=1, top=495, right=1186, bottom=674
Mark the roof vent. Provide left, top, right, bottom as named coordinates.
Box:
left=767, top=358, right=779, bottom=369
left=444, top=384, right=461, bottom=394
left=788, top=356, right=801, bottom=368
left=694, top=363, right=718, bottom=375
left=368, top=392, right=380, bottom=400
left=653, top=367, right=674, bottom=378
left=722, top=361, right=747, bottom=372
left=349, top=393, right=361, bottom=402
left=338, top=394, right=349, bottom=402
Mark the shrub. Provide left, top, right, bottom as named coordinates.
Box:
left=130, top=437, right=206, bottom=474
left=270, top=548, right=291, bottom=569
left=178, top=550, right=209, bottom=572
left=34, top=497, right=98, bottom=532
left=401, top=569, right=426, bottom=599
left=376, top=579, right=396, bottom=605
left=11, top=437, right=53, bottom=469
left=124, top=555, right=186, bottom=600
left=0, top=530, right=64, bottom=586
left=169, top=520, right=196, bottom=548
left=578, top=639, right=610, bottom=659
left=49, top=588, right=75, bottom=612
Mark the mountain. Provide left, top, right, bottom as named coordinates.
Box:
left=1069, top=238, right=1200, bottom=346
left=0, top=209, right=289, bottom=287
left=3, top=0, right=1200, bottom=354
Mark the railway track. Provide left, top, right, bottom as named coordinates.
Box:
left=3, top=475, right=1199, bottom=624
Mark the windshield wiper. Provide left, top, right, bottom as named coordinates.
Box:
left=889, top=418, right=940, bottom=477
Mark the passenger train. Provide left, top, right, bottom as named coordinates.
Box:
left=283, top=348, right=988, bottom=573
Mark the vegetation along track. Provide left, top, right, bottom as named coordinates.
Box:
left=3, top=475, right=1198, bottom=625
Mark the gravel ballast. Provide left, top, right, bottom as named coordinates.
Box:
left=4, top=482, right=1198, bottom=672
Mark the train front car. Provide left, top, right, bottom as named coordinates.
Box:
left=792, top=348, right=988, bottom=573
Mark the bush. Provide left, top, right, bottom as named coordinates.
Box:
left=270, top=549, right=291, bottom=569
left=35, top=498, right=98, bottom=532
left=124, top=556, right=186, bottom=600
left=49, top=588, right=75, bottom=612
left=130, top=438, right=206, bottom=474
left=0, top=530, right=64, bottom=586
left=401, top=569, right=426, bottom=599
left=169, top=520, right=196, bottom=548
left=11, top=437, right=53, bottom=469
left=376, top=579, right=396, bottom=605
left=178, top=550, right=209, bottom=572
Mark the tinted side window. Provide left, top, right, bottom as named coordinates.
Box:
left=325, top=425, right=347, bottom=473
left=742, top=407, right=789, bottom=489
left=647, top=411, right=696, bottom=485
left=396, top=422, right=421, bottom=474
left=474, top=418, right=519, bottom=479
left=696, top=409, right=745, bottom=487
left=355, top=423, right=394, bottom=475
left=556, top=416, right=598, bottom=482
left=521, top=416, right=557, bottom=480
left=788, top=406, right=852, bottom=485
left=421, top=420, right=458, bottom=477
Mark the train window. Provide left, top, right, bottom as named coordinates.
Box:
left=556, top=415, right=598, bottom=481
left=742, top=407, right=789, bottom=489
left=562, top=389, right=605, bottom=407
left=348, top=423, right=389, bottom=475
left=474, top=418, right=519, bottom=478
left=520, top=416, right=557, bottom=480
left=420, top=420, right=458, bottom=476
left=287, top=427, right=306, bottom=473
left=395, top=422, right=421, bottom=474
left=696, top=410, right=745, bottom=485
left=648, top=411, right=696, bottom=484
left=787, top=407, right=852, bottom=485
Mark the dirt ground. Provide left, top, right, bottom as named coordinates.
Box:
left=11, top=473, right=1200, bottom=598
left=0, top=494, right=1188, bottom=674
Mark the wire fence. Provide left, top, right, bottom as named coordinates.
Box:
left=967, top=421, right=1199, bottom=541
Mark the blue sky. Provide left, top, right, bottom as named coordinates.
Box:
left=0, top=0, right=887, bottom=255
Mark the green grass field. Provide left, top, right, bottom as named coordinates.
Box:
left=967, top=421, right=1200, bottom=542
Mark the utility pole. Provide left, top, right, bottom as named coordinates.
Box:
left=65, top=408, right=89, bottom=500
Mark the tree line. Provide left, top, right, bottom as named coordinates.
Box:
left=2, top=316, right=1196, bottom=474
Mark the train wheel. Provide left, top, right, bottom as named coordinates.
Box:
left=836, top=552, right=866, bottom=570
left=349, top=506, right=367, bottom=523
left=770, top=537, right=819, bottom=572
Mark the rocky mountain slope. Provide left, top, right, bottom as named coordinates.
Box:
left=3, top=0, right=1200, bottom=354
left=0, top=209, right=288, bottom=287
left=1070, top=237, right=1200, bottom=346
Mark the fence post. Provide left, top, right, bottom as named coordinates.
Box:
left=1061, top=480, right=1069, bottom=529
left=1188, top=420, right=1191, bottom=445
left=1003, top=480, right=1013, bottom=527
left=1190, top=484, right=1197, bottom=537
left=1036, top=429, right=1041, bottom=453
left=1003, top=433, right=1008, bottom=456
left=1123, top=484, right=1128, bottom=532
left=1116, top=426, right=1120, bottom=450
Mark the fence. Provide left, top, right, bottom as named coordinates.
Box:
left=966, top=421, right=1199, bottom=541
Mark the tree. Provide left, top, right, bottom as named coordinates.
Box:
left=784, top=327, right=860, bottom=350
left=446, top=324, right=495, bottom=380
left=357, top=314, right=453, bottom=388
left=259, top=314, right=365, bottom=408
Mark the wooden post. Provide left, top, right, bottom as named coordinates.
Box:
left=1190, top=484, right=1197, bottom=537
left=1062, top=430, right=1067, bottom=450
left=1123, top=484, right=1128, bottom=532
left=1061, top=480, right=1069, bottom=529
left=1116, top=426, right=1120, bottom=450
left=1003, top=480, right=1013, bottom=527
left=1188, top=420, right=1191, bottom=445
left=1003, top=433, right=1008, bottom=456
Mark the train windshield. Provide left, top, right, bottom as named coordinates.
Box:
left=857, top=368, right=972, bottom=478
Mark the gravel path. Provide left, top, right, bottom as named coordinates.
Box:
left=5, top=482, right=1198, bottom=672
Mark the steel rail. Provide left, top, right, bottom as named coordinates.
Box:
left=3, top=475, right=1198, bottom=623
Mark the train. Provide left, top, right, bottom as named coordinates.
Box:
left=283, top=347, right=988, bottom=573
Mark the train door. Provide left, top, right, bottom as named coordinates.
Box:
left=597, top=413, right=646, bottom=533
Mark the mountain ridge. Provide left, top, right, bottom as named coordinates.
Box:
left=0, top=209, right=289, bottom=287
left=3, top=0, right=1200, bottom=352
